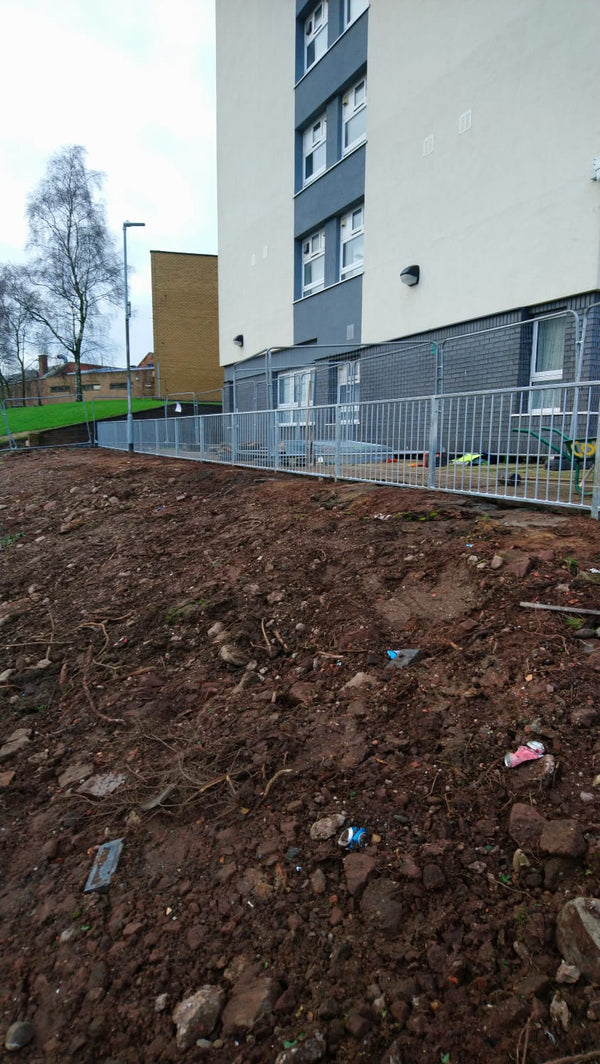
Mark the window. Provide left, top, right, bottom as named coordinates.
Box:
left=277, top=369, right=314, bottom=425
left=342, top=77, right=366, bottom=154
left=345, top=0, right=368, bottom=26
left=337, top=360, right=360, bottom=424
left=109, top=381, right=128, bottom=390
left=302, top=229, right=325, bottom=296
left=340, top=205, right=364, bottom=280
left=50, top=385, right=70, bottom=393
left=303, top=114, right=327, bottom=184
left=530, top=316, right=566, bottom=413
left=82, top=383, right=101, bottom=391
left=305, top=2, right=327, bottom=71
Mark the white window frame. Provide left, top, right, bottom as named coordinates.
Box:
left=345, top=0, right=368, bottom=27
left=337, top=360, right=360, bottom=424
left=303, top=114, right=327, bottom=185
left=302, top=229, right=326, bottom=297
left=304, top=2, right=328, bottom=72
left=277, top=369, right=315, bottom=426
left=342, top=76, right=367, bottom=155
left=530, top=317, right=566, bottom=414
left=340, top=204, right=364, bottom=281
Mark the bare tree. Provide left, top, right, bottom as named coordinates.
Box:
left=25, top=145, right=122, bottom=401
left=0, top=265, right=36, bottom=405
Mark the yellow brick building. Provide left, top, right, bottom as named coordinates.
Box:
left=150, top=251, right=222, bottom=403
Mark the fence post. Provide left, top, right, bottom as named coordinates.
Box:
left=273, top=411, right=280, bottom=472
left=334, top=403, right=341, bottom=480
left=198, top=416, right=205, bottom=461
left=175, top=419, right=180, bottom=457
left=155, top=420, right=159, bottom=454
left=231, top=412, right=237, bottom=465
left=591, top=439, right=600, bottom=520
left=427, top=396, right=439, bottom=489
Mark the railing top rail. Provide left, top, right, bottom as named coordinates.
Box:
left=439, top=309, right=580, bottom=349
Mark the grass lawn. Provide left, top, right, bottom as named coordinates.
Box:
left=1, top=399, right=168, bottom=438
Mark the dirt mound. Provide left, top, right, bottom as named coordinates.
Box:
left=1, top=448, right=600, bottom=1063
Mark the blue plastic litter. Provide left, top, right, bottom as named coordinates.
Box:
left=83, top=838, right=124, bottom=893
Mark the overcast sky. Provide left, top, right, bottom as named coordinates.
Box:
left=0, top=0, right=217, bottom=366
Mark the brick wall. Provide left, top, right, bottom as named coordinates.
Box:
left=150, top=252, right=222, bottom=401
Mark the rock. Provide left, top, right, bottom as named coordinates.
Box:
left=58, top=762, right=94, bottom=789
left=360, top=878, right=403, bottom=937
left=220, top=976, right=280, bottom=1035
left=509, top=804, right=547, bottom=848
left=512, top=848, right=532, bottom=872
left=287, top=682, right=318, bottom=705
left=340, top=671, right=379, bottom=691
left=274, top=1031, right=326, bottom=1064
left=555, top=961, right=581, bottom=985
left=155, top=993, right=169, bottom=1012
left=544, top=857, right=579, bottom=891
left=540, top=819, right=586, bottom=858
left=207, top=621, right=226, bottom=641
left=172, top=986, right=226, bottom=1049
left=571, top=706, right=598, bottom=727
left=503, top=552, right=532, bottom=578
left=490, top=554, right=504, bottom=570
left=343, top=852, right=377, bottom=897
left=506, top=755, right=556, bottom=791
left=309, top=814, right=345, bottom=841
left=556, top=898, right=600, bottom=981
left=0, top=771, right=16, bottom=788
left=219, top=644, right=247, bottom=667
left=385, top=649, right=423, bottom=670
left=0, top=729, right=32, bottom=762
left=379, top=1040, right=405, bottom=1064
left=345, top=1009, right=372, bottom=1039
left=550, top=991, right=570, bottom=1031
left=422, top=863, right=446, bottom=890
left=5, top=1021, right=35, bottom=1051
left=0, top=668, right=15, bottom=682
left=310, top=868, right=327, bottom=894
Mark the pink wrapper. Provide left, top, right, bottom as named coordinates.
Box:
left=504, top=741, right=545, bottom=768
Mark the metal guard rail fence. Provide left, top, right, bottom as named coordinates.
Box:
left=96, top=379, right=600, bottom=519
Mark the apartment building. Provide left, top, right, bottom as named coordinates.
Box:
left=216, top=1, right=600, bottom=422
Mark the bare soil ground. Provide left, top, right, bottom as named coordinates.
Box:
left=1, top=448, right=600, bottom=1064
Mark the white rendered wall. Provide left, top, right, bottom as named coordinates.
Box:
left=216, top=0, right=295, bottom=366
left=362, top=0, right=600, bottom=343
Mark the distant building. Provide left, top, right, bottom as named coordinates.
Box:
left=37, top=355, right=155, bottom=401
left=150, top=251, right=222, bottom=403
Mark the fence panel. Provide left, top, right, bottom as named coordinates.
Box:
left=96, top=379, right=600, bottom=515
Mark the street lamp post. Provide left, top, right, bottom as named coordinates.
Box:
left=123, top=220, right=145, bottom=453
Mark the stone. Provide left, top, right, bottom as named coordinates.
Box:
left=556, top=898, right=600, bottom=981
left=287, top=681, right=318, bottom=704
left=0, top=729, right=32, bottom=762
left=508, top=803, right=547, bottom=848
left=78, top=772, right=126, bottom=797
left=274, top=1031, right=326, bottom=1064
left=310, top=868, right=327, bottom=894
left=506, top=755, right=556, bottom=791
left=0, top=770, right=16, bottom=788
left=220, top=976, right=280, bottom=1035
left=490, top=554, right=504, bottom=570
left=5, top=1021, right=35, bottom=1051
left=309, top=814, right=345, bottom=841
left=550, top=991, right=570, bottom=1031
left=360, top=878, right=403, bottom=938
left=379, top=1040, right=405, bottom=1064
left=571, top=706, right=599, bottom=727
left=540, top=819, right=586, bottom=858
left=155, top=993, right=169, bottom=1012
left=172, top=986, right=226, bottom=1049
left=58, top=762, right=94, bottom=789
left=422, top=863, right=446, bottom=890
left=343, top=852, right=377, bottom=897
left=219, top=644, right=247, bottom=667
left=344, top=1009, right=372, bottom=1039
left=340, top=671, right=379, bottom=691
left=555, top=961, right=581, bottom=985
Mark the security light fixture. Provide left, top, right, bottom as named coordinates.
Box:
left=233, top=334, right=244, bottom=347
left=400, top=265, right=420, bottom=287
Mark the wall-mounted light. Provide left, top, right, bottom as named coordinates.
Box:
left=233, top=334, right=244, bottom=347
left=400, top=265, right=420, bottom=287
